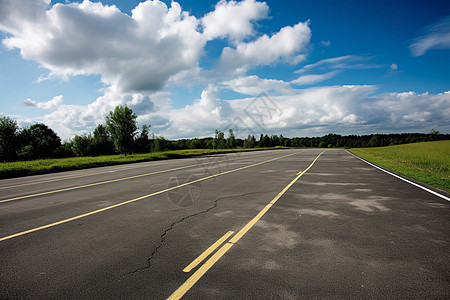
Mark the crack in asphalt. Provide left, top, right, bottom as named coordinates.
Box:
left=121, top=191, right=262, bottom=277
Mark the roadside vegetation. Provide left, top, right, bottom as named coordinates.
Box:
left=349, top=140, right=450, bottom=192
left=1, top=105, right=449, bottom=179
left=0, top=147, right=286, bottom=179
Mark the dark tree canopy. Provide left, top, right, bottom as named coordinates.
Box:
left=134, top=124, right=151, bottom=153
left=18, top=123, right=61, bottom=160
left=92, top=124, right=114, bottom=156
left=0, top=116, right=19, bottom=161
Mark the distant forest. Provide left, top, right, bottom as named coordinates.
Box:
left=1, top=110, right=449, bottom=162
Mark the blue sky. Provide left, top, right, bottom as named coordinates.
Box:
left=0, top=0, right=449, bottom=140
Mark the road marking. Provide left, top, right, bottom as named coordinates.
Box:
left=183, top=231, right=234, bottom=273
left=167, top=150, right=326, bottom=300
left=0, top=151, right=271, bottom=191
left=167, top=243, right=234, bottom=300
left=0, top=152, right=270, bottom=203
left=0, top=152, right=298, bottom=242
left=347, top=151, right=450, bottom=202
left=0, top=171, right=112, bottom=190
left=0, top=160, right=179, bottom=190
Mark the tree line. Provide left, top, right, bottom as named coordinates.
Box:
left=0, top=106, right=448, bottom=162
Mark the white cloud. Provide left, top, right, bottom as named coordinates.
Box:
left=410, top=16, right=450, bottom=56
left=220, top=21, right=311, bottom=72
left=321, top=40, right=331, bottom=47
left=202, top=0, right=269, bottom=41
left=165, top=85, right=232, bottom=137
left=295, top=55, right=354, bottom=73
left=24, top=95, right=64, bottom=109
left=0, top=0, right=50, bottom=34
left=15, top=85, right=450, bottom=140
left=295, top=55, right=384, bottom=74
left=159, top=86, right=450, bottom=139
left=291, top=71, right=339, bottom=85
left=222, top=75, right=292, bottom=95
left=2, top=1, right=448, bottom=140
left=22, top=88, right=164, bottom=140
left=1, top=0, right=205, bottom=92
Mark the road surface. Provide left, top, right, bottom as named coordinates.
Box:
left=0, top=149, right=449, bottom=299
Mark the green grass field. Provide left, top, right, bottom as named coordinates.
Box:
left=0, top=147, right=287, bottom=179
left=349, top=140, right=450, bottom=192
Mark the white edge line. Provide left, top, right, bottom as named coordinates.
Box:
left=347, top=150, right=450, bottom=202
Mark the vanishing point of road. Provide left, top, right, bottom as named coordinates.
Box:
left=0, top=149, right=449, bottom=299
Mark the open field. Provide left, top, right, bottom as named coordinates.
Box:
left=0, top=147, right=287, bottom=179
left=349, top=140, right=450, bottom=192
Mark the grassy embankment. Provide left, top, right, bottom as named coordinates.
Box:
left=349, top=140, right=450, bottom=192
left=0, top=147, right=288, bottom=179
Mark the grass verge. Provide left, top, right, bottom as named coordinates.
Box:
left=0, top=147, right=288, bottom=179
left=349, top=140, right=450, bottom=193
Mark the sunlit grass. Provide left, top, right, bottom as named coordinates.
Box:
left=349, top=140, right=450, bottom=192
left=0, top=147, right=288, bottom=179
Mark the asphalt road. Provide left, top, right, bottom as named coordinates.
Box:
left=0, top=149, right=449, bottom=299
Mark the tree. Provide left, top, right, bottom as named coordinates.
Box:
left=18, top=123, right=61, bottom=160
left=243, top=135, right=256, bottom=148
left=0, top=115, right=19, bottom=161
left=72, top=135, right=93, bottom=157
left=259, top=134, right=270, bottom=147
left=106, top=105, right=137, bottom=156
left=134, top=124, right=151, bottom=153
left=153, top=135, right=168, bottom=152
left=213, top=130, right=226, bottom=149
left=227, top=129, right=235, bottom=148
left=429, top=129, right=440, bottom=141
left=189, top=138, right=203, bottom=149
left=92, top=124, right=114, bottom=155
left=368, top=134, right=380, bottom=147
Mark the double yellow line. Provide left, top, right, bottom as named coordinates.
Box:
left=0, top=152, right=300, bottom=242
left=168, top=150, right=326, bottom=300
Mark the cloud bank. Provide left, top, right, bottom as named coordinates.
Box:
left=1, top=0, right=449, bottom=140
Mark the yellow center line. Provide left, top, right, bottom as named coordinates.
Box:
left=0, top=152, right=269, bottom=204
left=0, top=152, right=299, bottom=242
left=183, top=231, right=234, bottom=273
left=167, top=150, right=326, bottom=300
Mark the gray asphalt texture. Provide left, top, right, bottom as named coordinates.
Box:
left=0, top=149, right=449, bottom=299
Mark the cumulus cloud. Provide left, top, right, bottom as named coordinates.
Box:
left=1, top=0, right=205, bottom=92
left=202, top=0, right=269, bottom=41
left=410, top=16, right=450, bottom=56
left=165, top=85, right=233, bottom=137
left=2, top=1, right=448, bottom=140
left=0, top=0, right=50, bottom=34
left=14, top=85, right=450, bottom=140
left=220, top=21, right=311, bottom=72
left=22, top=88, right=163, bottom=139
left=158, top=86, right=450, bottom=139
left=291, top=71, right=339, bottom=85
left=222, top=75, right=292, bottom=95
left=24, top=95, right=64, bottom=109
